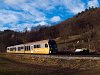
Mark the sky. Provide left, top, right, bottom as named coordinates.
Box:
left=0, top=0, right=100, bottom=31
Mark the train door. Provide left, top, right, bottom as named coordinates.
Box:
left=30, top=45, right=34, bottom=53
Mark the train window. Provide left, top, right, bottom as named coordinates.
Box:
left=13, top=47, right=16, bottom=51
left=45, top=44, right=48, bottom=48
left=27, top=46, right=28, bottom=51
left=15, top=48, right=16, bottom=51
left=34, top=45, right=37, bottom=48
left=18, top=47, right=20, bottom=51
left=11, top=48, right=13, bottom=51
left=29, top=46, right=30, bottom=50
left=21, top=47, right=23, bottom=49
left=27, top=46, right=29, bottom=50
left=26, top=46, right=28, bottom=50
left=25, top=46, right=27, bottom=51
left=27, top=46, right=29, bottom=51
left=25, top=46, right=30, bottom=51
left=18, top=47, right=22, bottom=51
left=10, top=48, right=13, bottom=51
left=37, top=45, right=40, bottom=48
left=7, top=48, right=9, bottom=50
left=34, top=45, right=40, bottom=48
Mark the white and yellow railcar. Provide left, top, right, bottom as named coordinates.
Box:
left=7, top=40, right=58, bottom=54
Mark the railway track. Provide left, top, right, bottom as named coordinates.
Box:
left=6, top=53, right=100, bottom=60
left=1, top=53, right=100, bottom=60
left=31, top=54, right=100, bottom=60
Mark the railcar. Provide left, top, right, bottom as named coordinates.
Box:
left=7, top=40, right=58, bottom=54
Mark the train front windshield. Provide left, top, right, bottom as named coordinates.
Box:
left=48, top=40, right=58, bottom=54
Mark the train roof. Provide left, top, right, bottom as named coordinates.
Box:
left=7, top=39, right=49, bottom=48
left=26, top=40, right=49, bottom=45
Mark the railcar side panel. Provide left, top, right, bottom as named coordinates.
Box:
left=32, top=48, right=49, bottom=54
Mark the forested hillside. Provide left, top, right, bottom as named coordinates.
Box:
left=0, top=7, right=100, bottom=52
left=56, top=7, right=100, bottom=52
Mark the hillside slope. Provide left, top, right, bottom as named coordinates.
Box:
left=56, top=7, right=100, bottom=52
left=58, top=7, right=100, bottom=37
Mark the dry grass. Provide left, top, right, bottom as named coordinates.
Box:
left=0, top=54, right=77, bottom=75
left=0, top=54, right=100, bottom=75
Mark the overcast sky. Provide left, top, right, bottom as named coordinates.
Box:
left=0, top=0, right=100, bottom=31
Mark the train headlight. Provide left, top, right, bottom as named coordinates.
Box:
left=49, top=51, right=51, bottom=53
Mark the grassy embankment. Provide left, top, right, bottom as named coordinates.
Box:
left=0, top=53, right=100, bottom=75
